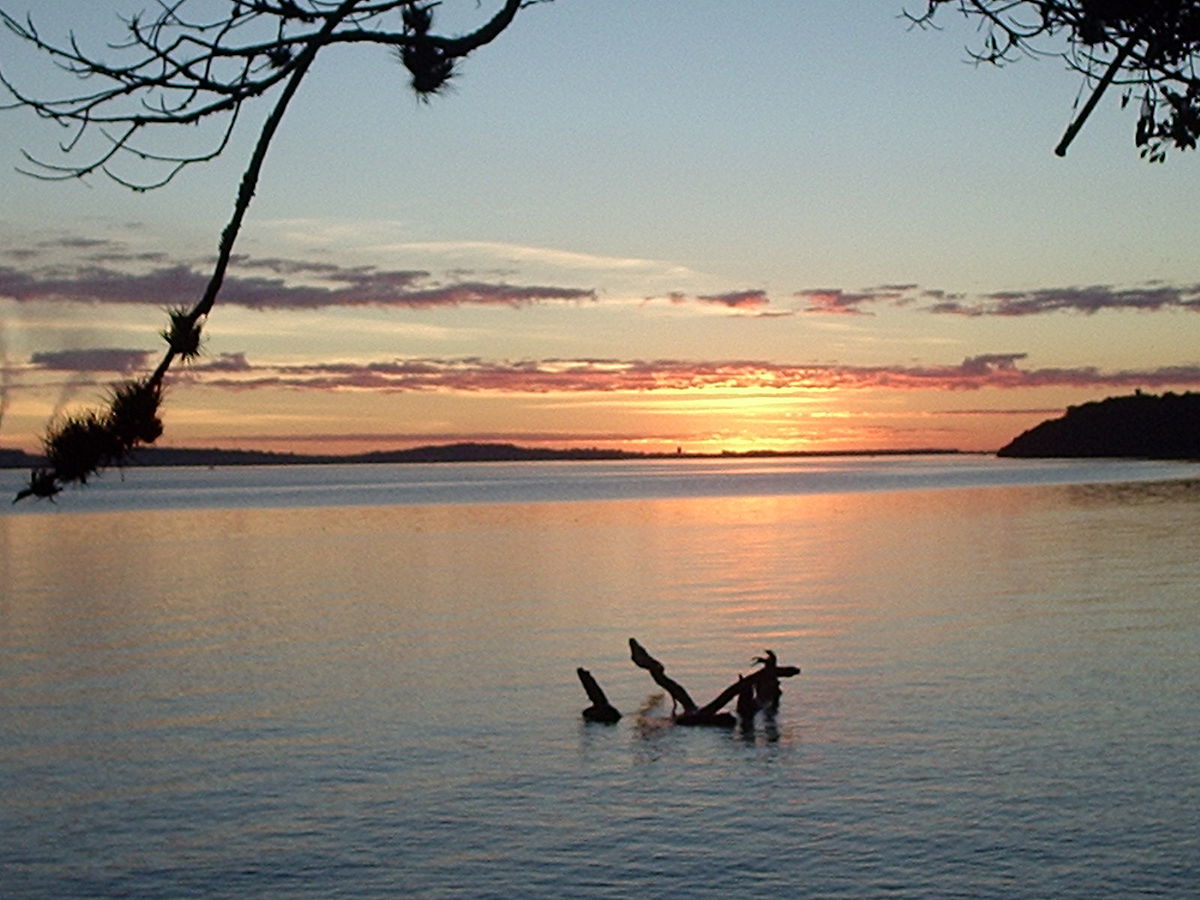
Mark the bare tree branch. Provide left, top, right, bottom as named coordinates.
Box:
left=2, top=1, right=538, bottom=501
left=911, top=1, right=1200, bottom=161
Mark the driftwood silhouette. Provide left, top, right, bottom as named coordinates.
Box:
left=576, top=667, right=621, bottom=723
left=577, top=639, right=800, bottom=727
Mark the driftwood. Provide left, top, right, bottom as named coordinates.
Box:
left=577, top=639, right=800, bottom=728
left=576, top=667, right=621, bottom=723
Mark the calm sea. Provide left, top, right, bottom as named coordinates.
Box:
left=2, top=455, right=1198, bottom=898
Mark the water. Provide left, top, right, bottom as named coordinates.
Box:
left=2, top=456, right=1199, bottom=898
left=3, top=453, right=1198, bottom=512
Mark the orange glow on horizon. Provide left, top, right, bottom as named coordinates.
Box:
left=0, top=359, right=1093, bottom=458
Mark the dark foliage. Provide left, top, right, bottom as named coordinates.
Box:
left=912, top=1, right=1200, bottom=159
left=161, top=308, right=204, bottom=362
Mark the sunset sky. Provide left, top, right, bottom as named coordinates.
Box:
left=2, top=0, right=1199, bottom=456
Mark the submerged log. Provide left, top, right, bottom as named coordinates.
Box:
left=628, top=638, right=697, bottom=714
left=577, top=642, right=799, bottom=727
left=627, top=639, right=799, bottom=727
left=576, top=667, right=621, bottom=723
left=689, top=662, right=799, bottom=723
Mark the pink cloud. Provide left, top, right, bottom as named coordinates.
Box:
left=695, top=290, right=771, bottom=310
left=183, top=353, right=1200, bottom=394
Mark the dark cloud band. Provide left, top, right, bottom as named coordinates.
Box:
left=0, top=261, right=595, bottom=310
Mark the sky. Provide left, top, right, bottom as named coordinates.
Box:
left=2, top=0, right=1199, bottom=456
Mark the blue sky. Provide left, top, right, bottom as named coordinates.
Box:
left=2, top=0, right=1198, bottom=454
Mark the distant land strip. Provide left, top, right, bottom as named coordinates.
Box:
left=0, top=442, right=964, bottom=470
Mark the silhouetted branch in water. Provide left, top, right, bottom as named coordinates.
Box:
left=679, top=648, right=799, bottom=727
left=577, top=639, right=800, bottom=728
left=576, top=667, right=621, bottom=723
left=628, top=637, right=699, bottom=715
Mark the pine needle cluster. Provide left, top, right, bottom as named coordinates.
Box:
left=15, top=378, right=164, bottom=503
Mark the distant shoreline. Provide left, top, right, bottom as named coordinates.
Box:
left=0, top=442, right=966, bottom=470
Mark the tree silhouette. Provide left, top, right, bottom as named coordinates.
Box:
left=911, top=1, right=1200, bottom=161
left=1, top=0, right=536, bottom=501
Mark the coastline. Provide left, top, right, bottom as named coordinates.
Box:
left=0, top=442, right=965, bottom=470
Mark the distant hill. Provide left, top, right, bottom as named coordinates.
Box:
left=0, top=445, right=315, bottom=470
left=125, top=446, right=321, bottom=467
left=0, top=442, right=638, bottom=470
left=0, top=440, right=963, bottom=470
left=998, top=392, right=1200, bottom=459
left=347, top=442, right=641, bottom=463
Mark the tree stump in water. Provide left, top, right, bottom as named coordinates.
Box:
left=576, top=667, right=621, bottom=723
left=576, top=639, right=799, bottom=727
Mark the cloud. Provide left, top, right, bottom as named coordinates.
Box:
left=649, top=290, right=780, bottom=313
left=789, top=281, right=1200, bottom=318
left=20, top=345, right=1200, bottom=405
left=192, top=352, right=253, bottom=372
left=180, top=353, right=1200, bottom=395
left=31, top=348, right=155, bottom=373
left=0, top=322, right=9, bottom=432
left=83, top=250, right=173, bottom=265
left=0, top=264, right=208, bottom=307
left=928, top=284, right=1200, bottom=316
left=38, top=236, right=122, bottom=251
left=958, top=353, right=1026, bottom=375
left=8, top=232, right=1200, bottom=322
left=796, top=287, right=905, bottom=315
left=384, top=240, right=684, bottom=274
left=216, top=429, right=666, bottom=445
left=695, top=290, right=771, bottom=310
left=943, top=407, right=1066, bottom=416
left=0, top=257, right=596, bottom=311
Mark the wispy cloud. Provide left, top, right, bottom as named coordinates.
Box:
left=0, top=259, right=596, bottom=311
left=380, top=240, right=691, bottom=275
left=797, top=288, right=891, bottom=315
left=193, top=352, right=253, bottom=372
left=16, top=344, right=1200, bottom=401
left=31, top=348, right=155, bottom=372
left=793, top=282, right=1200, bottom=317
left=926, top=283, right=1200, bottom=316
left=942, top=407, right=1066, bottom=416
left=214, top=429, right=667, bottom=445
left=7, top=231, right=1200, bottom=321
left=694, top=289, right=772, bottom=311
